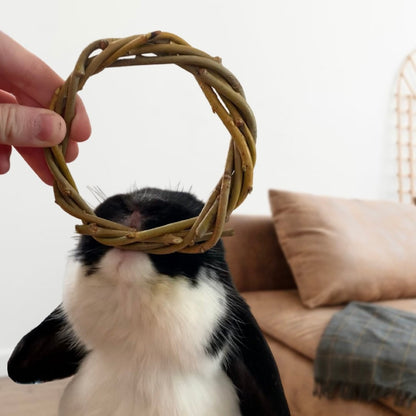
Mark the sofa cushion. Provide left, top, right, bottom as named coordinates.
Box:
left=269, top=189, right=416, bottom=307
left=224, top=215, right=296, bottom=292
left=243, top=290, right=338, bottom=359
left=242, top=290, right=416, bottom=361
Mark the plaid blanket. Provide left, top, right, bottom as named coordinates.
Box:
left=314, top=301, right=416, bottom=407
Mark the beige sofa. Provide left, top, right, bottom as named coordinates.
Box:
left=223, top=189, right=416, bottom=416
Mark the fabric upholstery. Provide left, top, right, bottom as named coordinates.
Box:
left=243, top=290, right=339, bottom=359
left=224, top=215, right=296, bottom=292
left=266, top=335, right=399, bottom=416
left=243, top=290, right=416, bottom=415
left=243, top=290, right=416, bottom=361
left=269, top=189, right=416, bottom=307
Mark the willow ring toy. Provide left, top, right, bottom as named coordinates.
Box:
left=45, top=31, right=256, bottom=254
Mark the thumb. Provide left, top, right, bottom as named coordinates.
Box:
left=0, top=104, right=66, bottom=147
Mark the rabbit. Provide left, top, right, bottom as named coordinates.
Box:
left=8, top=187, right=290, bottom=416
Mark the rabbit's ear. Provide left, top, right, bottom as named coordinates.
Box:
left=8, top=305, right=88, bottom=384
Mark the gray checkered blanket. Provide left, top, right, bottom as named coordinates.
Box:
left=314, top=301, right=416, bottom=407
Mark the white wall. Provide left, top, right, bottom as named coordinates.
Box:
left=1, top=0, right=415, bottom=376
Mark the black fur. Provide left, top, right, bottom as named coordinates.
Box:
left=8, top=188, right=290, bottom=415
left=8, top=305, right=87, bottom=384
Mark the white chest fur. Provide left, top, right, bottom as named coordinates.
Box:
left=59, top=250, right=241, bottom=416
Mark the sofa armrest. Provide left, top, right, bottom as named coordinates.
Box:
left=223, top=215, right=296, bottom=292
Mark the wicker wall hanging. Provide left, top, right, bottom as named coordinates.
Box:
left=45, top=31, right=256, bottom=254
left=396, top=50, right=416, bottom=204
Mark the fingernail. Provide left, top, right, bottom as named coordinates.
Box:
left=0, top=156, right=10, bottom=174
left=36, top=113, right=66, bottom=143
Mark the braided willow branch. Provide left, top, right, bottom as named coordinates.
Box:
left=45, top=31, right=256, bottom=254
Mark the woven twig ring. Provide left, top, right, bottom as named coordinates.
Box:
left=45, top=31, right=256, bottom=254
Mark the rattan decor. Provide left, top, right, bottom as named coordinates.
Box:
left=44, top=31, right=256, bottom=254
left=396, top=50, right=416, bottom=204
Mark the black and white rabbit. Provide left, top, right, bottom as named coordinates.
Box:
left=8, top=187, right=290, bottom=416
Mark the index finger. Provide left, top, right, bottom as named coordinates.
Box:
left=0, top=32, right=91, bottom=142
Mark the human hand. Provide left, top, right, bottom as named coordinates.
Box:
left=0, top=32, right=91, bottom=185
